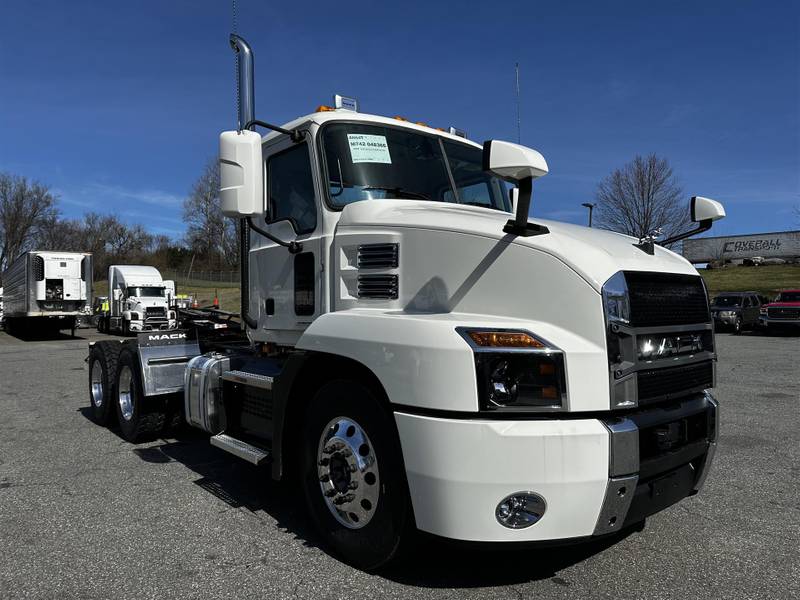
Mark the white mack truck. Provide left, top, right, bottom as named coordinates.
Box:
left=96, top=265, right=177, bottom=335
left=3, top=250, right=92, bottom=336
left=86, top=35, right=725, bottom=569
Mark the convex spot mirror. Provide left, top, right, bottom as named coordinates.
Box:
left=482, top=140, right=549, bottom=182
left=691, top=196, right=726, bottom=223
left=219, top=130, right=264, bottom=217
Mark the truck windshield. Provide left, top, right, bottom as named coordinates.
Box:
left=127, top=287, right=165, bottom=298
left=776, top=291, right=800, bottom=302
left=712, top=296, right=742, bottom=307
left=321, top=123, right=510, bottom=211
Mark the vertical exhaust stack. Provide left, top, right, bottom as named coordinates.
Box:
left=229, top=34, right=258, bottom=329
left=230, top=34, right=255, bottom=132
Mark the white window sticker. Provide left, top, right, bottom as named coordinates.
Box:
left=347, top=134, right=392, bottom=164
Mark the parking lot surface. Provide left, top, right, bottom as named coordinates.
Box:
left=0, top=328, right=797, bottom=600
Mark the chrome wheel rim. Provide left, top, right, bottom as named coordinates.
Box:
left=117, top=365, right=134, bottom=422
left=90, top=359, right=103, bottom=408
left=317, top=416, right=380, bottom=529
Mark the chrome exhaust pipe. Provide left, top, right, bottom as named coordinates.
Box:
left=229, top=33, right=258, bottom=329
left=229, top=34, right=255, bottom=132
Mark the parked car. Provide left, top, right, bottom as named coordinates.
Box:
left=759, top=289, right=800, bottom=332
left=710, top=291, right=762, bottom=334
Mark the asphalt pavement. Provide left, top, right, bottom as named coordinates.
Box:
left=0, top=327, right=797, bottom=599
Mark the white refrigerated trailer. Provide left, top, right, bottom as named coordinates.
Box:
left=86, top=35, right=726, bottom=570
left=3, top=251, right=92, bottom=336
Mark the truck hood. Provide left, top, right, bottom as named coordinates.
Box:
left=338, top=200, right=698, bottom=291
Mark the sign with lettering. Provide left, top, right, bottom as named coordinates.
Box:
left=683, top=231, right=800, bottom=263
left=347, top=134, right=392, bottom=164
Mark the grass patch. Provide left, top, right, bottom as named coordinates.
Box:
left=699, top=264, right=800, bottom=298
left=93, top=280, right=241, bottom=312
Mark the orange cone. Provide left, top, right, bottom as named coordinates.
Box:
left=213, top=290, right=219, bottom=308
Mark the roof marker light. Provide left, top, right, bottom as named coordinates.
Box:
left=448, top=126, right=467, bottom=138
left=334, top=94, right=358, bottom=111
left=316, top=105, right=335, bottom=112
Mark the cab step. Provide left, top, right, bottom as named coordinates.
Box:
left=210, top=433, right=270, bottom=465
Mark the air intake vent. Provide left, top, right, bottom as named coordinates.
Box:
left=357, top=243, right=398, bottom=269
left=358, top=274, right=398, bottom=299
left=33, top=255, right=45, bottom=281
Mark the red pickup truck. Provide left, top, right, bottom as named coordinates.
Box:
left=759, top=289, right=800, bottom=331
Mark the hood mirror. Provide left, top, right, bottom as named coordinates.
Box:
left=639, top=195, right=727, bottom=253
left=691, top=196, right=726, bottom=223
left=482, top=140, right=549, bottom=237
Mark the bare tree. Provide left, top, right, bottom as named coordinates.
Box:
left=594, top=154, right=690, bottom=242
left=183, top=159, right=239, bottom=270
left=0, top=173, right=58, bottom=275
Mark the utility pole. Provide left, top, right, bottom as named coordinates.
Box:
left=582, top=202, right=596, bottom=227
left=515, top=62, right=521, bottom=144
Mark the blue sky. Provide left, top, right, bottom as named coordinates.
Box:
left=1, top=0, right=797, bottom=239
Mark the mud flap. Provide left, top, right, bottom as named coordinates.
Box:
left=136, top=330, right=201, bottom=396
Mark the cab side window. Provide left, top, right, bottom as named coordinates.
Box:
left=743, top=296, right=752, bottom=308
left=267, top=143, right=317, bottom=234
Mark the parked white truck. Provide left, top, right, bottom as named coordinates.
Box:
left=2, top=251, right=92, bottom=336
left=87, top=35, right=726, bottom=570
left=96, top=265, right=176, bottom=335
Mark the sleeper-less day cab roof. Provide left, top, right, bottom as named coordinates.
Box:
left=260, top=108, right=698, bottom=290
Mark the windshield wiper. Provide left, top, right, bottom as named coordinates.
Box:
left=362, top=186, right=432, bottom=201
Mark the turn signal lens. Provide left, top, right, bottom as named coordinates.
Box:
left=467, top=331, right=546, bottom=349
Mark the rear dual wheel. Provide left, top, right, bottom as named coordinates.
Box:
left=88, top=342, right=121, bottom=424
left=300, top=380, right=412, bottom=570
left=114, top=347, right=166, bottom=442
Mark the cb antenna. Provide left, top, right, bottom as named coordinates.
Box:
left=515, top=62, right=521, bottom=144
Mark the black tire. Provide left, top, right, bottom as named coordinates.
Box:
left=300, top=380, right=412, bottom=570
left=122, top=319, right=130, bottom=337
left=733, top=317, right=742, bottom=335
left=114, top=347, right=166, bottom=443
left=88, top=342, right=121, bottom=425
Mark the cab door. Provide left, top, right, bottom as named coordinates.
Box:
left=249, top=135, right=322, bottom=346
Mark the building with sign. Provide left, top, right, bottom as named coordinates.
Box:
left=682, top=230, right=800, bottom=264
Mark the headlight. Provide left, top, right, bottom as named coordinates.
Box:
left=130, top=312, right=140, bottom=320
left=720, top=310, right=735, bottom=318
left=602, top=271, right=630, bottom=325
left=459, top=329, right=567, bottom=411
left=169, top=310, right=176, bottom=319
left=759, top=308, right=767, bottom=316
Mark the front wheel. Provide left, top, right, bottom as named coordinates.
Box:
left=300, top=380, right=412, bottom=570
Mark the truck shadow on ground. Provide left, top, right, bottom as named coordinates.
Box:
left=4, top=329, right=85, bottom=341
left=83, top=417, right=639, bottom=588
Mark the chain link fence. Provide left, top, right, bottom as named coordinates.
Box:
left=160, top=269, right=240, bottom=288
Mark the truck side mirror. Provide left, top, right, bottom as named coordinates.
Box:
left=657, top=195, right=727, bottom=248
left=482, top=140, right=549, bottom=237
left=219, top=130, right=264, bottom=217
left=691, top=196, right=726, bottom=223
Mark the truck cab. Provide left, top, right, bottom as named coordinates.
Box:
left=99, top=265, right=177, bottom=335
left=87, top=35, right=728, bottom=570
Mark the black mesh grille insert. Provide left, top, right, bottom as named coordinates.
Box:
left=637, top=361, right=713, bottom=404
left=358, top=274, right=398, bottom=299
left=358, top=243, right=398, bottom=269
left=768, top=307, right=800, bottom=319
left=626, top=272, right=709, bottom=327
